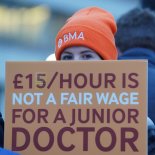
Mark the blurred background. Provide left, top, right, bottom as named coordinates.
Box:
left=0, top=0, right=151, bottom=116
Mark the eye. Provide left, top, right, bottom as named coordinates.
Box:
left=82, top=54, right=93, bottom=60
left=61, top=55, right=73, bottom=60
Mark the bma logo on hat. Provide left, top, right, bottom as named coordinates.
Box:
left=58, top=39, right=63, bottom=48
left=58, top=32, right=84, bottom=48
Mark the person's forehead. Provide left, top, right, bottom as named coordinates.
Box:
left=62, top=46, right=96, bottom=54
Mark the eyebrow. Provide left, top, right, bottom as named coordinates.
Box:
left=63, top=50, right=94, bottom=55
left=62, top=51, right=72, bottom=55
left=80, top=50, right=94, bottom=54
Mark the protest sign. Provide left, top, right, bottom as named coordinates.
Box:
left=5, top=61, right=147, bottom=155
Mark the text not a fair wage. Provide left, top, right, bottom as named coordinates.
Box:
left=12, top=92, right=139, bottom=105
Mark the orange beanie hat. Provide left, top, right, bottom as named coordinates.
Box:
left=55, top=7, right=117, bottom=60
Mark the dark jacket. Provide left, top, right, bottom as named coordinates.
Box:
left=148, top=125, right=155, bottom=155
left=119, top=48, right=155, bottom=123
left=0, top=112, right=4, bottom=148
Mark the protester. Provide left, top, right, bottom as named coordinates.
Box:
left=116, top=8, right=155, bottom=123
left=50, top=6, right=155, bottom=154
left=115, top=8, right=155, bottom=154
